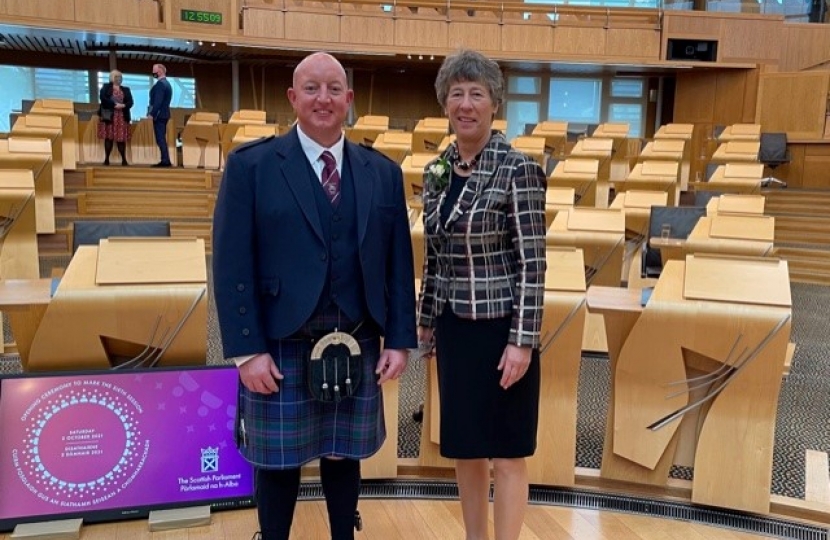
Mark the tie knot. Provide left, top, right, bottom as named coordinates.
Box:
left=320, top=151, right=336, bottom=168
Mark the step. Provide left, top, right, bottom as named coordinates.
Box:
left=81, top=167, right=221, bottom=191
left=76, top=191, right=216, bottom=219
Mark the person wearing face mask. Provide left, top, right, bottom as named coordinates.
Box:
left=212, top=52, right=416, bottom=540
left=417, top=49, right=547, bottom=540
left=147, top=63, right=173, bottom=167
left=97, top=70, right=133, bottom=166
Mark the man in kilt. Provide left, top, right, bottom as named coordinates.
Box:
left=212, top=52, right=416, bottom=540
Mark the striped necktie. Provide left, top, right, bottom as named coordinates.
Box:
left=320, top=150, right=341, bottom=207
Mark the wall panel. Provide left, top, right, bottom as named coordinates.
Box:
left=242, top=8, right=286, bottom=40
left=553, top=27, right=606, bottom=57
left=395, top=19, right=448, bottom=49
left=605, top=29, right=660, bottom=60
left=500, top=24, right=553, bottom=54
left=340, top=15, right=395, bottom=47
left=5, top=0, right=74, bottom=21
left=780, top=24, right=830, bottom=72
left=448, top=22, right=500, bottom=52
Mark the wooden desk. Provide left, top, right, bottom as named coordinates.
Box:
left=592, top=122, right=629, bottom=156
left=548, top=159, right=601, bottom=208
left=588, top=255, right=791, bottom=514
left=654, top=123, right=694, bottom=140
left=11, top=114, right=65, bottom=197
left=547, top=209, right=625, bottom=288
left=412, top=117, right=448, bottom=153
left=717, top=123, right=761, bottom=141
left=532, top=121, right=568, bottom=156
left=3, top=239, right=208, bottom=372
left=0, top=138, right=54, bottom=234
left=511, top=135, right=546, bottom=170
left=346, top=115, right=389, bottom=146
left=706, top=194, right=765, bottom=216
left=401, top=153, right=438, bottom=207
left=182, top=113, right=221, bottom=169
left=228, top=124, right=279, bottom=154
left=527, top=247, right=587, bottom=486
left=685, top=215, right=775, bottom=257
left=610, top=191, right=668, bottom=239
left=618, top=161, right=680, bottom=206
left=639, top=139, right=685, bottom=163
left=373, top=132, right=412, bottom=164
left=695, top=163, right=764, bottom=194
left=545, top=186, right=575, bottom=227
left=570, top=138, right=614, bottom=182
left=437, top=134, right=456, bottom=152
left=0, top=170, right=39, bottom=281
left=29, top=98, right=78, bottom=171
left=711, top=141, right=760, bottom=163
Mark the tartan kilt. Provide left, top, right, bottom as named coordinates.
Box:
left=235, top=335, right=385, bottom=469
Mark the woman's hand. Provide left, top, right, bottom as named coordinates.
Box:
left=417, top=326, right=435, bottom=359
left=238, top=353, right=283, bottom=394
left=497, top=344, right=531, bottom=390
left=115, top=103, right=125, bottom=109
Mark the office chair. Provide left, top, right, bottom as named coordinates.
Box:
left=758, top=132, right=789, bottom=188
left=524, top=123, right=538, bottom=136
left=641, top=206, right=706, bottom=279
left=545, top=157, right=560, bottom=177
left=72, top=220, right=171, bottom=254
left=693, top=190, right=721, bottom=207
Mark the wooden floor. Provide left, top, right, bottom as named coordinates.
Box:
left=0, top=500, right=772, bottom=539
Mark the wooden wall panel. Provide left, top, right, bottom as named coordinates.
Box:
left=5, top=0, right=74, bottom=21
left=242, top=8, right=285, bottom=40
left=780, top=24, right=830, bottom=72
left=663, top=12, right=721, bottom=38
left=284, top=12, right=340, bottom=42
left=674, top=72, right=716, bottom=123
left=448, top=22, right=500, bottom=52
left=395, top=19, right=448, bottom=49
left=340, top=16, right=395, bottom=47
left=501, top=24, right=553, bottom=54
left=713, top=71, right=751, bottom=124
left=605, top=29, right=660, bottom=60
left=554, top=27, right=606, bottom=57
left=73, top=0, right=160, bottom=29
left=719, top=19, right=781, bottom=64
left=169, top=0, right=232, bottom=34
left=756, top=72, right=829, bottom=139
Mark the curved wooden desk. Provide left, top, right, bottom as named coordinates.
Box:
left=588, top=255, right=791, bottom=514
left=0, top=138, right=54, bottom=234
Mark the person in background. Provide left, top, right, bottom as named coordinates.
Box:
left=147, top=63, right=173, bottom=167
left=97, top=69, right=133, bottom=166
left=417, top=49, right=547, bottom=540
left=212, top=52, right=416, bottom=540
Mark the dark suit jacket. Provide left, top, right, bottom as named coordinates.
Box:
left=212, top=128, right=417, bottom=358
left=148, top=78, right=172, bottom=120
left=98, top=83, right=134, bottom=123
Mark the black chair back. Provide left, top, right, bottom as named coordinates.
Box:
left=73, top=221, right=171, bottom=254
left=642, top=206, right=706, bottom=278
left=759, top=133, right=789, bottom=167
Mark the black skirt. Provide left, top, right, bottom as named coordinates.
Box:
left=435, top=308, right=540, bottom=459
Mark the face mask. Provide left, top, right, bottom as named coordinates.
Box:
left=152, top=72, right=159, bottom=79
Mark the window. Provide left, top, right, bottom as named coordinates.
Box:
left=608, top=103, right=643, bottom=137
left=0, top=67, right=91, bottom=132
left=610, top=79, right=644, bottom=99
left=508, top=76, right=541, bottom=95
left=505, top=101, right=540, bottom=140
left=548, top=79, right=602, bottom=124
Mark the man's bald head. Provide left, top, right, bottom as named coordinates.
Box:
left=292, top=53, right=346, bottom=88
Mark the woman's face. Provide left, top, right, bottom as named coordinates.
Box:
left=112, top=75, right=122, bottom=85
left=444, top=80, right=497, bottom=146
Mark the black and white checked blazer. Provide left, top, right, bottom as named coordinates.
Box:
left=416, top=132, right=547, bottom=348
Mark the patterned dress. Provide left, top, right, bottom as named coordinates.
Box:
left=97, top=86, right=131, bottom=142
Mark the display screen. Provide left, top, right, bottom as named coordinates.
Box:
left=180, top=9, right=223, bottom=25
left=0, top=367, right=253, bottom=531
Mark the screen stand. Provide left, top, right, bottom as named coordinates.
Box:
left=148, top=505, right=212, bottom=531
left=11, top=518, right=82, bottom=539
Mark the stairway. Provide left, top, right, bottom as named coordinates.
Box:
left=765, top=189, right=830, bottom=285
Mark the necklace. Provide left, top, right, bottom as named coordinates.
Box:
left=455, top=157, right=477, bottom=172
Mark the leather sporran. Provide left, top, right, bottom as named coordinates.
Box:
left=307, top=331, right=363, bottom=403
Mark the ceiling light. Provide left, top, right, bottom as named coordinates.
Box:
left=198, top=40, right=203, bottom=46
left=407, top=54, right=412, bottom=59
left=418, top=55, right=423, bottom=60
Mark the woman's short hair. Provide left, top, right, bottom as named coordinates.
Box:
left=109, top=70, right=123, bottom=83
left=434, top=50, right=504, bottom=107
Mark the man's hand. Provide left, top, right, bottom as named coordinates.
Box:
left=375, top=349, right=408, bottom=385
left=239, top=353, right=283, bottom=394
left=497, top=344, right=532, bottom=390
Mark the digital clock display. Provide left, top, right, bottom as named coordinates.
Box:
left=180, top=9, right=223, bottom=25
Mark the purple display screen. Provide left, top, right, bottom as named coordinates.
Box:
left=0, top=367, right=253, bottom=530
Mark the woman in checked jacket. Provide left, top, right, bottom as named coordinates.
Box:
left=417, top=49, right=547, bottom=540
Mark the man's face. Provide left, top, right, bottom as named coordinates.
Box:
left=152, top=66, right=161, bottom=79
left=287, top=55, right=353, bottom=147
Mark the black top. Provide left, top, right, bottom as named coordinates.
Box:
left=440, top=170, right=469, bottom=226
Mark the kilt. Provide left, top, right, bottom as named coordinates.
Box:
left=235, top=334, right=385, bottom=469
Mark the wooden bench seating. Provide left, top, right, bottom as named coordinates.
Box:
left=76, top=191, right=216, bottom=219
left=84, top=167, right=220, bottom=191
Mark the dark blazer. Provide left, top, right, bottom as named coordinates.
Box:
left=417, top=132, right=547, bottom=348
left=98, top=83, right=134, bottom=123
left=148, top=78, right=172, bottom=120
left=212, top=128, right=417, bottom=358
